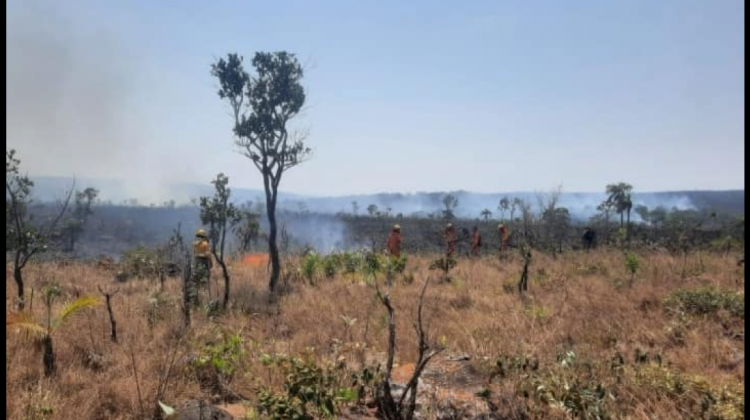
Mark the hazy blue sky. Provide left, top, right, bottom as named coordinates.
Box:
left=7, top=0, right=745, bottom=198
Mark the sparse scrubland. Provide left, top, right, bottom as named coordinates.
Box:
left=6, top=249, right=745, bottom=420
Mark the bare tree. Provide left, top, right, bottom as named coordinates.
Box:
left=62, top=187, right=99, bottom=252
left=212, top=52, right=311, bottom=294
left=498, top=197, right=510, bottom=221
left=234, top=208, right=261, bottom=253
left=375, top=280, right=443, bottom=420
left=200, top=173, right=241, bottom=309
left=6, top=149, right=73, bottom=310
left=441, top=194, right=458, bottom=220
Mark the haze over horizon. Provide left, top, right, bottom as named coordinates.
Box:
left=7, top=0, right=745, bottom=197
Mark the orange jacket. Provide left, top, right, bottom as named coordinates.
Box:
left=471, top=230, right=482, bottom=250
left=387, top=231, right=402, bottom=257
left=445, top=227, right=457, bottom=256
left=499, top=226, right=509, bottom=241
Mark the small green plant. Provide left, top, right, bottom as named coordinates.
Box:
left=350, top=366, right=381, bottom=405
left=341, top=251, right=364, bottom=274
left=193, top=332, right=244, bottom=377
left=624, top=253, right=640, bottom=283
left=362, top=252, right=384, bottom=280
left=191, top=331, right=245, bottom=398
left=429, top=256, right=457, bottom=281
left=257, top=355, right=354, bottom=420
left=6, top=284, right=100, bottom=376
left=322, top=254, right=342, bottom=279
left=526, top=374, right=609, bottom=420
left=386, top=254, right=408, bottom=274
left=300, top=252, right=321, bottom=284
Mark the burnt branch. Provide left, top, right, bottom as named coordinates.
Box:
left=375, top=279, right=443, bottom=420
left=97, top=285, right=120, bottom=343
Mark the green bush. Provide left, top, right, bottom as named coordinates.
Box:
left=664, top=287, right=744, bottom=319
left=362, top=252, right=384, bottom=278
left=257, top=355, right=354, bottom=420
left=300, top=252, right=321, bottom=283
left=190, top=331, right=246, bottom=398
left=341, top=251, right=364, bottom=274
left=385, top=254, right=408, bottom=275
left=321, top=254, right=342, bottom=279
left=192, top=332, right=245, bottom=378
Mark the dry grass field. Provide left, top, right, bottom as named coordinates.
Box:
left=6, top=250, right=745, bottom=420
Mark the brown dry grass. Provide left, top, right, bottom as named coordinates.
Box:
left=6, top=249, right=745, bottom=420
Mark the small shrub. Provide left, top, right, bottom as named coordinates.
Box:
left=341, top=251, right=364, bottom=274
left=632, top=364, right=744, bottom=420
left=321, top=254, right=342, bottom=279
left=350, top=366, right=381, bottom=405
left=257, top=355, right=354, bottom=420
left=664, top=287, right=744, bottom=319
left=300, top=252, right=321, bottom=284
left=429, top=256, right=457, bottom=281
left=120, top=245, right=160, bottom=279
left=362, top=252, right=384, bottom=279
left=386, top=254, right=408, bottom=274
left=624, top=253, right=640, bottom=281
left=518, top=351, right=610, bottom=420
left=191, top=331, right=245, bottom=397
left=193, top=332, right=244, bottom=378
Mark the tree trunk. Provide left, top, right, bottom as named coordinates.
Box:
left=13, top=264, right=24, bottom=311
left=43, top=334, right=55, bottom=377
left=104, top=294, right=118, bottom=343
left=626, top=208, right=631, bottom=240
left=182, top=261, right=192, bottom=328
left=265, top=184, right=281, bottom=294
left=620, top=212, right=624, bottom=228
left=267, top=209, right=281, bottom=293
left=518, top=252, right=530, bottom=294
left=219, top=259, right=230, bottom=309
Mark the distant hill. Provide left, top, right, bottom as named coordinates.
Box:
left=29, top=176, right=744, bottom=220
